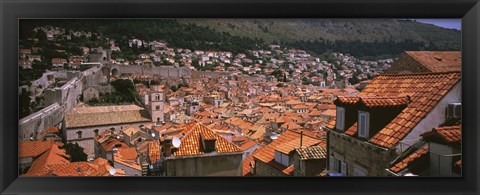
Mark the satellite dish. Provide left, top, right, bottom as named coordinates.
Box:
left=108, top=167, right=116, bottom=176
left=172, top=137, right=181, bottom=148
left=270, top=134, right=279, bottom=140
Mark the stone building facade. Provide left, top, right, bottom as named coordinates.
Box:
left=164, top=153, right=243, bottom=176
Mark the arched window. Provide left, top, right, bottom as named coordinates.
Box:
left=76, top=131, right=83, bottom=139
left=155, top=94, right=160, bottom=101
left=94, top=129, right=99, bottom=136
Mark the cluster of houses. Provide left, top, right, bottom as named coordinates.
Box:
left=18, top=25, right=462, bottom=177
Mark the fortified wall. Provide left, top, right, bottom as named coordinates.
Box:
left=19, top=103, right=64, bottom=140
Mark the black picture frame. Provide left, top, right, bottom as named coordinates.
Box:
left=1, top=0, right=479, bottom=194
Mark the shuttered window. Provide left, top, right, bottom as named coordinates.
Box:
left=358, top=111, right=370, bottom=138
left=336, top=107, right=345, bottom=131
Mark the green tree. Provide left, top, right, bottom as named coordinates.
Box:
left=61, top=142, right=88, bottom=162
left=19, top=89, right=32, bottom=118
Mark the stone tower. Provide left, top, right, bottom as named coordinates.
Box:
left=148, top=80, right=164, bottom=123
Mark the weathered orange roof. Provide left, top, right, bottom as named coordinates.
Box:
left=405, top=51, right=461, bottom=73
left=23, top=144, right=70, bottom=176
left=344, top=122, right=358, bottom=136
left=422, top=125, right=462, bottom=144
left=280, top=121, right=302, bottom=131
left=19, top=140, right=55, bottom=158
left=242, top=153, right=255, bottom=176
left=252, top=130, right=324, bottom=175
left=326, top=117, right=336, bottom=130
left=148, top=141, right=161, bottom=163
left=390, top=144, right=429, bottom=173
left=362, top=72, right=461, bottom=148
left=118, top=147, right=138, bottom=161
left=359, top=96, right=409, bottom=107
left=173, top=123, right=242, bottom=157
left=321, top=109, right=337, bottom=117
left=335, top=96, right=359, bottom=105
left=240, top=140, right=258, bottom=151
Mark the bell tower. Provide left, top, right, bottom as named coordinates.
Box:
left=148, top=80, right=164, bottom=123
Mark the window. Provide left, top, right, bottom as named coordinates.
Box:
left=295, top=158, right=301, bottom=171
left=94, top=129, right=99, bottom=136
left=358, top=111, right=370, bottom=138
left=329, top=156, right=337, bottom=172
left=275, top=151, right=282, bottom=164
left=281, top=154, right=289, bottom=167
left=156, top=106, right=160, bottom=110
left=275, top=151, right=290, bottom=167
left=336, top=107, right=345, bottom=131
left=76, top=131, right=83, bottom=139
left=340, top=161, right=347, bottom=176
left=155, top=94, right=160, bottom=101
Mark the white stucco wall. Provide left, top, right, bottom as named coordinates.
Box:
left=398, top=82, right=461, bottom=148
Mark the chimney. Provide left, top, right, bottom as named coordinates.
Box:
left=300, top=131, right=303, bottom=148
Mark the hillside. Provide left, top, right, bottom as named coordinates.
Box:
left=176, top=19, right=460, bottom=47
left=176, top=19, right=461, bottom=59
left=20, top=19, right=461, bottom=60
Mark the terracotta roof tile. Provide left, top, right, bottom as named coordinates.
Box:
left=335, top=96, right=359, bottom=105
left=19, top=140, right=55, bottom=158
left=390, top=144, right=429, bottom=173
left=148, top=141, right=161, bottom=163
left=23, top=144, right=70, bottom=176
left=359, top=96, right=409, bottom=107
left=358, top=72, right=461, bottom=148
left=240, top=140, right=258, bottom=151
left=65, top=105, right=150, bottom=128
left=344, top=122, right=358, bottom=136
left=252, top=130, right=324, bottom=175
left=405, top=51, right=461, bottom=73
left=422, top=125, right=462, bottom=144
left=173, top=123, right=242, bottom=157
left=295, top=145, right=327, bottom=160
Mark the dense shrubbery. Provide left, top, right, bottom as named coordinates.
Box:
left=286, top=39, right=443, bottom=60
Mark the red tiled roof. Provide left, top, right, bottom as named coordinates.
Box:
left=118, top=148, right=138, bottom=161
left=405, top=51, right=461, bottom=73
left=148, top=141, right=161, bottom=163
left=240, top=140, right=258, bottom=151
left=434, top=125, right=462, bottom=143
left=336, top=96, right=359, bottom=105
left=422, top=125, right=462, bottom=144
left=344, top=122, right=358, bottom=136
left=173, top=123, right=242, bottom=157
left=19, top=140, right=55, bottom=158
left=359, top=96, right=409, bottom=107
left=363, top=72, right=461, bottom=148
left=252, top=130, right=324, bottom=175
left=326, top=117, right=336, bottom=130
left=23, top=144, right=70, bottom=176
left=242, top=153, right=255, bottom=176
left=390, top=144, right=429, bottom=173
